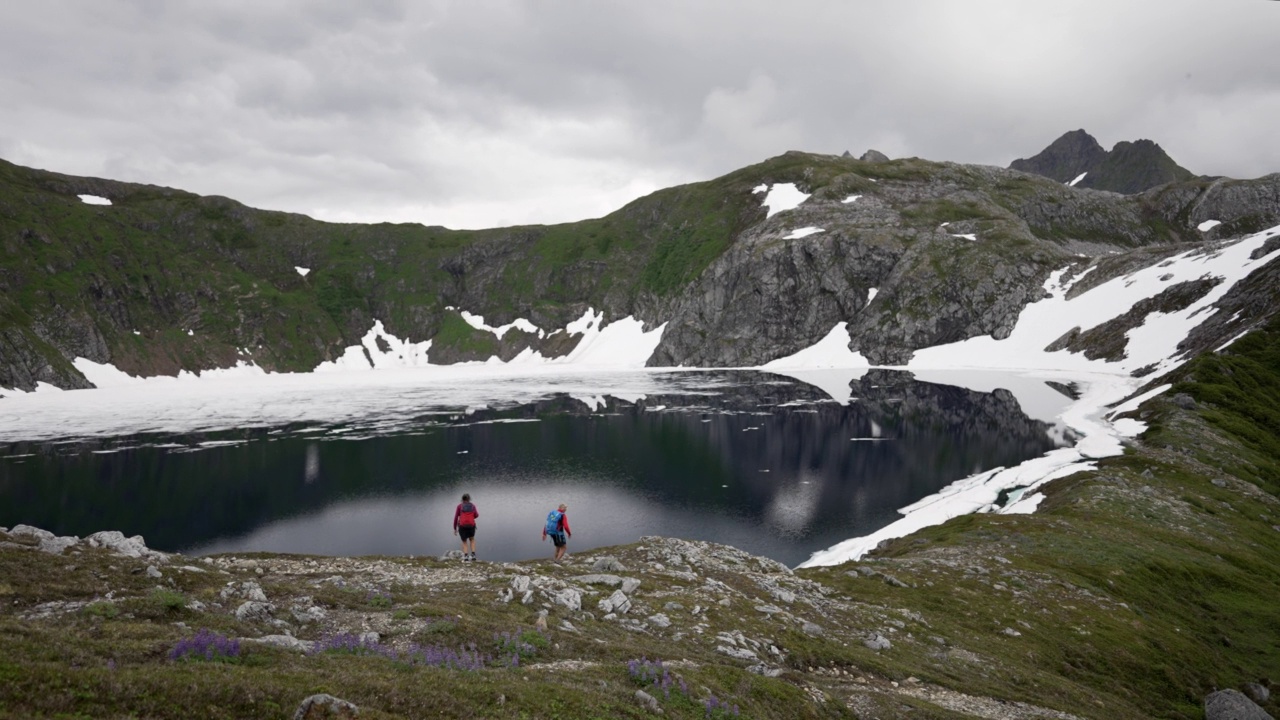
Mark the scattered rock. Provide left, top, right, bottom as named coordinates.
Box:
left=251, top=635, right=314, bottom=653
left=1172, top=393, right=1197, bottom=410
left=802, top=621, right=824, bottom=637
left=146, top=565, right=162, bottom=579
left=1002, top=627, right=1022, bottom=637
left=598, top=590, right=631, bottom=614
left=1204, top=689, right=1273, bottom=720
left=860, top=149, right=890, bottom=163
left=647, top=613, right=671, bottom=629
left=552, top=588, right=582, bottom=611
left=717, top=645, right=759, bottom=661
left=293, top=693, right=359, bottom=720
left=511, top=575, right=531, bottom=593
left=1242, top=683, right=1271, bottom=704
left=1211, top=478, right=1228, bottom=488
left=234, top=601, right=275, bottom=622
left=85, top=531, right=165, bottom=561
left=863, top=634, right=892, bottom=651
left=663, top=602, right=684, bottom=612
left=747, top=663, right=784, bottom=677
left=592, top=556, right=627, bottom=573
left=634, top=689, right=662, bottom=714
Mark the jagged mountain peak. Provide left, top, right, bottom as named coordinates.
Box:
left=1011, top=130, right=1195, bottom=194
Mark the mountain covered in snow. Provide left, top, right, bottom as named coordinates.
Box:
left=0, top=142, right=1277, bottom=393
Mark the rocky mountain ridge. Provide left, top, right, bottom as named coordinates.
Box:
left=2, top=144, right=1279, bottom=392
left=1009, top=129, right=1197, bottom=194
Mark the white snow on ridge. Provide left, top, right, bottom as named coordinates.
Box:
left=460, top=311, right=544, bottom=339
left=763, top=323, right=868, bottom=372
left=77, top=194, right=111, bottom=205
left=759, top=183, right=810, bottom=218
left=842, top=195, right=862, bottom=204
left=796, top=224, right=1280, bottom=567
left=783, top=227, right=824, bottom=240
left=295, top=266, right=311, bottom=277
left=908, top=227, right=1280, bottom=375
left=1068, top=172, right=1088, bottom=187
left=1198, top=219, right=1222, bottom=232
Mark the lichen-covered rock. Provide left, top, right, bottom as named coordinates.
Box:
left=293, top=693, right=359, bottom=720
left=1204, top=689, right=1273, bottom=720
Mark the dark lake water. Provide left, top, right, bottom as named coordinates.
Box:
left=0, top=369, right=1072, bottom=566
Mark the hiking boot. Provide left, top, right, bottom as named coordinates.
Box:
left=461, top=554, right=471, bottom=563
left=468, top=552, right=477, bottom=562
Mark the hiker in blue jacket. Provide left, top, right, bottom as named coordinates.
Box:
left=542, top=503, right=571, bottom=562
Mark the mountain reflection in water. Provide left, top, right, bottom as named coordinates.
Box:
left=0, top=370, right=1074, bottom=566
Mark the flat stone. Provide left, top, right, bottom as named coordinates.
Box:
left=647, top=613, right=671, bottom=628
left=38, top=536, right=79, bottom=555
left=553, top=588, right=582, bottom=612
left=621, top=578, right=642, bottom=594
left=251, top=634, right=313, bottom=653
left=592, top=556, right=627, bottom=572
left=717, top=645, right=759, bottom=661
left=511, top=575, right=531, bottom=593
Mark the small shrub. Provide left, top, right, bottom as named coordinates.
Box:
left=149, top=588, right=187, bottom=613
left=495, top=629, right=547, bottom=665
left=169, top=629, right=241, bottom=663
left=83, top=601, right=119, bottom=619
left=366, top=590, right=393, bottom=608
left=392, top=609, right=411, bottom=621
left=627, top=657, right=688, bottom=700
left=704, top=694, right=741, bottom=718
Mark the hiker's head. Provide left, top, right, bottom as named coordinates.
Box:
left=462, top=493, right=471, bottom=502
left=558, top=503, right=567, bottom=511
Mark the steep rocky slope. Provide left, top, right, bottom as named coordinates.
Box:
left=2, top=148, right=1279, bottom=391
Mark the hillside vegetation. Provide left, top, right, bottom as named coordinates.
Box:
left=5, top=152, right=1277, bottom=389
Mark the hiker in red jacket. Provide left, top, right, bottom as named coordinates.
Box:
left=542, top=503, right=571, bottom=562
left=454, top=493, right=479, bottom=562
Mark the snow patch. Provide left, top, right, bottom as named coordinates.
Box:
left=759, top=183, right=809, bottom=218
left=783, top=226, right=824, bottom=240
left=866, top=288, right=878, bottom=305
left=295, top=266, right=311, bottom=277
left=460, top=311, right=544, bottom=339
left=77, top=194, right=111, bottom=205
left=950, top=233, right=978, bottom=241
left=841, top=195, right=861, bottom=204
left=1198, top=219, right=1222, bottom=232
left=1068, top=172, right=1087, bottom=187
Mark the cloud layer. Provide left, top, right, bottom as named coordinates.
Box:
left=2, top=1, right=1276, bottom=228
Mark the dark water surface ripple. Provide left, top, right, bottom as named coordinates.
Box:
left=0, top=370, right=1071, bottom=566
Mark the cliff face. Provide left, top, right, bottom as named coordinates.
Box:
left=1, top=147, right=1279, bottom=391
left=1010, top=129, right=1197, bottom=194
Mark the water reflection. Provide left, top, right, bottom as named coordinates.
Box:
left=0, top=370, right=1075, bottom=566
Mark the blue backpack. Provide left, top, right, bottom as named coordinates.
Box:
left=545, top=509, right=563, bottom=535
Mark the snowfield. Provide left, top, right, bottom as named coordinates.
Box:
left=3, top=223, right=1278, bottom=568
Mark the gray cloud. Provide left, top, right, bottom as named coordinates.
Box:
left=1, top=0, right=1276, bottom=228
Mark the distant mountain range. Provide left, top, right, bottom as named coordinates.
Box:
left=0, top=135, right=1277, bottom=393
left=1010, top=129, right=1196, bottom=193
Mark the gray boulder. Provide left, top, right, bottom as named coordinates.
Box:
left=1243, top=683, right=1271, bottom=704
left=592, top=556, right=627, bottom=572
left=863, top=633, right=892, bottom=651
left=294, top=693, right=359, bottom=720
left=860, top=149, right=890, bottom=163
left=1204, top=689, right=1273, bottom=720
left=235, top=601, right=275, bottom=622
left=599, top=589, right=632, bottom=614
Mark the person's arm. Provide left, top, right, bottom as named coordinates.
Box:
left=453, top=504, right=460, bottom=532
left=562, top=514, right=571, bottom=538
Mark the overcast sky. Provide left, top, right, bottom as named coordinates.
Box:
left=2, top=1, right=1276, bottom=229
